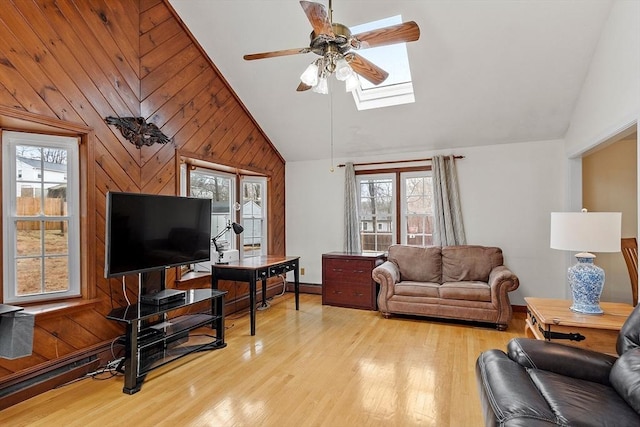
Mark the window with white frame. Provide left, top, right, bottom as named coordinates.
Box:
left=189, top=168, right=236, bottom=253
left=181, top=162, right=268, bottom=261
left=349, top=15, right=415, bottom=111
left=357, top=169, right=433, bottom=252
left=241, top=176, right=267, bottom=257
left=2, top=131, right=80, bottom=303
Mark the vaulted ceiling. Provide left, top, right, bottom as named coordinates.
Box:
left=169, top=0, right=614, bottom=162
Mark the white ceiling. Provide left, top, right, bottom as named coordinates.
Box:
left=169, top=0, right=614, bottom=162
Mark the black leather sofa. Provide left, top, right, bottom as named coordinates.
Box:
left=476, top=303, right=640, bottom=426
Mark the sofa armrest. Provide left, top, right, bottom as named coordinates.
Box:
left=372, top=261, right=399, bottom=312
left=488, top=265, right=519, bottom=294
left=488, top=265, right=519, bottom=327
left=476, top=349, right=560, bottom=426
left=507, top=338, right=617, bottom=385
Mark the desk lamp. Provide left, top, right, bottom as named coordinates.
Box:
left=212, top=221, right=244, bottom=264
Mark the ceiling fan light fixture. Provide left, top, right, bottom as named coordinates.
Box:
left=243, top=2, right=420, bottom=95
left=334, top=57, right=353, bottom=81
left=312, top=76, right=329, bottom=94
left=300, top=62, right=319, bottom=86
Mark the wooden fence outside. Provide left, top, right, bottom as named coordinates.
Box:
left=16, top=197, right=67, bottom=231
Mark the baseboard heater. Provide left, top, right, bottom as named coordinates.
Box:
left=0, top=355, right=99, bottom=411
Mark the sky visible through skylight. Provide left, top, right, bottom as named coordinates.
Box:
left=351, top=15, right=413, bottom=90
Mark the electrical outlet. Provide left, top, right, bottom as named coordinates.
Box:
left=301, top=267, right=305, bottom=275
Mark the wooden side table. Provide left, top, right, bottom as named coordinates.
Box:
left=525, top=297, right=633, bottom=355
left=322, top=252, right=386, bottom=310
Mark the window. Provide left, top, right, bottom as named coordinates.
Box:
left=350, top=15, right=415, bottom=111
left=241, top=176, right=267, bottom=257
left=2, top=131, right=81, bottom=303
left=358, top=174, right=395, bottom=251
left=357, top=169, right=433, bottom=252
left=401, top=172, right=434, bottom=246
left=181, top=161, right=268, bottom=261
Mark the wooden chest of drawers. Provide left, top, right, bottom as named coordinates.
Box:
left=322, top=252, right=386, bottom=310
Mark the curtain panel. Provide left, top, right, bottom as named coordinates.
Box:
left=432, top=155, right=466, bottom=246
left=344, top=162, right=361, bottom=253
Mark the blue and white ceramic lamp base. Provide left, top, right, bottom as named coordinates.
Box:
left=567, top=253, right=604, bottom=315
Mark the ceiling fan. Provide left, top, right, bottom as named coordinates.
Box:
left=243, top=1, right=420, bottom=94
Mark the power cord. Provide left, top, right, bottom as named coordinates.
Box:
left=256, top=274, right=288, bottom=310
left=85, top=357, right=124, bottom=380
left=121, top=276, right=131, bottom=305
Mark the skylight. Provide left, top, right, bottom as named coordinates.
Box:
left=350, top=15, right=416, bottom=111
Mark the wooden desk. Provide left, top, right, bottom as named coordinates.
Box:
left=525, top=297, right=633, bottom=355
left=211, top=256, right=300, bottom=336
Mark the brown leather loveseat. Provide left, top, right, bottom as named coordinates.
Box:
left=475, top=303, right=640, bottom=426
left=372, top=245, right=519, bottom=330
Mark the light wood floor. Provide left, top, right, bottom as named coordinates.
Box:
left=1, top=293, right=525, bottom=426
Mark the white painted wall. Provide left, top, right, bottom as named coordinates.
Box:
left=286, top=139, right=568, bottom=306
left=564, top=0, right=639, bottom=157
left=562, top=0, right=640, bottom=306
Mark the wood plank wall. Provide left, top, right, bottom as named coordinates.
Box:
left=0, top=0, right=286, bottom=396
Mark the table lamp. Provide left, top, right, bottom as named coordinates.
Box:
left=212, top=221, right=244, bottom=264
left=550, top=209, right=621, bottom=314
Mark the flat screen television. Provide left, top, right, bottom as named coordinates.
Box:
left=104, top=192, right=211, bottom=278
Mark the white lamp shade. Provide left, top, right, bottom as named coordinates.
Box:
left=300, top=63, right=319, bottom=86
left=550, top=211, right=621, bottom=253
left=312, top=77, right=328, bottom=94
left=345, top=74, right=360, bottom=92
left=334, top=58, right=353, bottom=81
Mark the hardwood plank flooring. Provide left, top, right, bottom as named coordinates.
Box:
left=1, top=293, right=525, bottom=426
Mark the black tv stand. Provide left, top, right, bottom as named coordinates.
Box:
left=106, top=288, right=226, bottom=394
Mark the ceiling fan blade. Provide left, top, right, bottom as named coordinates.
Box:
left=244, top=47, right=311, bottom=61
left=348, top=53, right=389, bottom=85
left=300, top=1, right=334, bottom=37
left=297, top=82, right=312, bottom=92
left=352, top=21, right=420, bottom=49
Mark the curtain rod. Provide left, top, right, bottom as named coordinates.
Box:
left=337, top=155, right=465, bottom=168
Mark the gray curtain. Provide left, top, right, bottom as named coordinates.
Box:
left=432, top=155, right=466, bottom=246
left=344, top=162, right=361, bottom=253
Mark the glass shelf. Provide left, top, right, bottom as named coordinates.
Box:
left=107, top=289, right=225, bottom=323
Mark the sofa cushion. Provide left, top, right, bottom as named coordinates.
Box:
left=388, top=245, right=442, bottom=283
left=439, top=281, right=491, bottom=302
left=394, top=281, right=440, bottom=298
left=610, top=348, right=640, bottom=414
left=442, top=245, right=503, bottom=282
